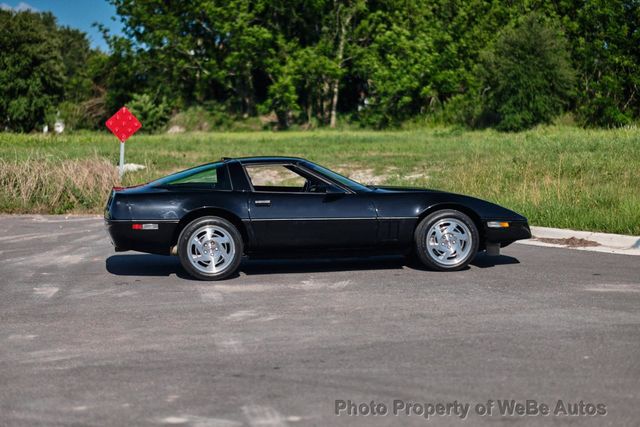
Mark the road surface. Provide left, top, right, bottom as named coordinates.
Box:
left=1, top=215, right=639, bottom=426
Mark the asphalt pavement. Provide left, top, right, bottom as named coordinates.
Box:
left=1, top=215, right=639, bottom=426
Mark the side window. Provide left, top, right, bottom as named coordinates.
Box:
left=156, top=163, right=231, bottom=190
left=244, top=164, right=306, bottom=191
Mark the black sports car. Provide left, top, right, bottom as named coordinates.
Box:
left=105, top=156, right=531, bottom=280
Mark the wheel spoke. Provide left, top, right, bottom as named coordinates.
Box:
left=214, top=235, right=230, bottom=245
left=186, top=224, right=236, bottom=274
left=193, top=239, right=205, bottom=254
left=425, top=217, right=474, bottom=266
left=194, top=252, right=212, bottom=261
left=451, top=231, right=466, bottom=241
left=446, top=223, right=458, bottom=234
left=430, top=226, right=441, bottom=240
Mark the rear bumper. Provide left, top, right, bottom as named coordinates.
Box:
left=483, top=220, right=531, bottom=246
left=105, top=219, right=179, bottom=255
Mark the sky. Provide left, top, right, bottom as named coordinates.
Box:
left=0, top=0, right=124, bottom=51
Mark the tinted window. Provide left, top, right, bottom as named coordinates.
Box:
left=243, top=163, right=337, bottom=193
left=245, top=164, right=306, bottom=188
left=152, top=162, right=231, bottom=190
left=303, top=162, right=370, bottom=192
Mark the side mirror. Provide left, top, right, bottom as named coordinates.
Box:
left=325, top=184, right=345, bottom=194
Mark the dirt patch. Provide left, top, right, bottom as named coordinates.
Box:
left=335, top=164, right=430, bottom=185
left=339, top=168, right=389, bottom=185
left=536, top=237, right=600, bottom=247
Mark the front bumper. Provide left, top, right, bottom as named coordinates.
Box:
left=483, top=220, right=531, bottom=246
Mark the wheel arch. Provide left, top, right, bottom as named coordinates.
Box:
left=417, top=203, right=485, bottom=248
left=172, top=207, right=249, bottom=249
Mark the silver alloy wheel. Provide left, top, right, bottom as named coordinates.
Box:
left=188, top=225, right=236, bottom=274
left=425, top=218, right=473, bottom=266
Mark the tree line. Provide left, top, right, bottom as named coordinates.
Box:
left=1, top=0, right=639, bottom=133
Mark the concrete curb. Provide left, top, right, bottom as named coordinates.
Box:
left=516, top=226, right=640, bottom=256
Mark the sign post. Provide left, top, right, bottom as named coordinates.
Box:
left=106, top=107, right=142, bottom=180
left=119, top=140, right=126, bottom=179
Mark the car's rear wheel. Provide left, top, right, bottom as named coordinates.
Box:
left=414, top=209, right=479, bottom=271
left=178, top=216, right=243, bottom=280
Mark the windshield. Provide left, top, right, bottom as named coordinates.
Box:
left=304, top=162, right=371, bottom=192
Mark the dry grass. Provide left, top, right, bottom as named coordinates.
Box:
left=0, top=127, right=638, bottom=234
left=0, top=155, right=117, bottom=213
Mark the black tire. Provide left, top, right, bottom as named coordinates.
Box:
left=177, top=216, right=243, bottom=280
left=413, top=209, right=479, bottom=271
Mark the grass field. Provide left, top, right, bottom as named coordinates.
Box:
left=1, top=126, right=638, bottom=234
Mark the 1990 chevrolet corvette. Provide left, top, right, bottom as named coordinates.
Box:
left=105, top=156, right=531, bottom=280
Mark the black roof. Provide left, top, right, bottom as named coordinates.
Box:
left=222, top=156, right=306, bottom=164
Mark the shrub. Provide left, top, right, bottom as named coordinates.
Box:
left=167, top=104, right=235, bottom=132
left=127, top=93, right=171, bottom=133
left=477, top=13, right=575, bottom=131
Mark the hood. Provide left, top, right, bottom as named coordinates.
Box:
left=371, top=185, right=444, bottom=193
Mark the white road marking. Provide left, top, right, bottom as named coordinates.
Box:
left=329, top=280, right=351, bottom=289
left=161, top=416, right=189, bottom=424
left=213, top=284, right=276, bottom=293
left=0, top=228, right=97, bottom=243
left=198, top=286, right=224, bottom=302
left=159, top=415, right=242, bottom=427
left=0, top=233, right=41, bottom=242
left=242, top=405, right=289, bottom=427
left=212, top=278, right=352, bottom=294
left=584, top=284, right=640, bottom=293
left=190, top=416, right=242, bottom=427
left=225, top=310, right=258, bottom=321
left=215, top=337, right=245, bottom=354
left=255, top=315, right=281, bottom=322
left=25, top=348, right=82, bottom=364
left=30, top=215, right=101, bottom=223
left=33, top=286, right=59, bottom=299
left=7, top=334, right=38, bottom=340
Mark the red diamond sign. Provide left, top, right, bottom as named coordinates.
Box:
left=106, top=107, right=142, bottom=142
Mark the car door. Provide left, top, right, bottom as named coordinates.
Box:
left=244, top=163, right=378, bottom=248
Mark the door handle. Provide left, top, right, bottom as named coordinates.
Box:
left=254, top=199, right=271, bottom=207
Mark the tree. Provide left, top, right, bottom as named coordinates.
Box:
left=128, top=93, right=171, bottom=132
left=327, top=0, right=365, bottom=128
left=556, top=0, right=640, bottom=126
left=477, top=13, right=575, bottom=131
left=0, top=10, right=65, bottom=131
left=351, top=1, right=440, bottom=126
left=58, top=27, right=94, bottom=102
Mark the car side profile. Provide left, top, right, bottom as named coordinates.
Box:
left=105, top=157, right=531, bottom=280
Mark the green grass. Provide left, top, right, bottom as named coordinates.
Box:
left=1, top=126, right=639, bottom=234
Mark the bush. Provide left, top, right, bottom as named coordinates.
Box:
left=127, top=93, right=171, bottom=133
left=477, top=13, right=575, bottom=131
left=167, top=104, right=235, bottom=132
left=578, top=95, right=632, bottom=128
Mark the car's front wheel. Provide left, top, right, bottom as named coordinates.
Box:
left=414, top=209, right=479, bottom=271
left=178, top=216, right=243, bottom=280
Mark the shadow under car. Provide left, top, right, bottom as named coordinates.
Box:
left=106, top=252, right=519, bottom=279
